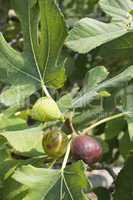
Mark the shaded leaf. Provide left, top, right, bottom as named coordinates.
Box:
left=127, top=117, right=133, bottom=140
left=114, top=156, right=133, bottom=200
left=119, top=131, right=133, bottom=159
left=105, top=118, right=126, bottom=140
left=94, top=187, right=111, bottom=200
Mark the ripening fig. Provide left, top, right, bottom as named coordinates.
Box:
left=42, top=129, right=69, bottom=158
left=31, top=97, right=64, bottom=122
left=71, top=135, right=103, bottom=165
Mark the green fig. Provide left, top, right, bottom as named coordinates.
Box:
left=31, top=97, right=64, bottom=122
left=42, top=129, right=68, bottom=158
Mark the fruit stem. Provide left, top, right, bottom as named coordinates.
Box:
left=61, top=141, right=71, bottom=172
left=69, top=113, right=77, bottom=137
left=41, top=80, right=51, bottom=97
left=48, top=159, right=57, bottom=169
left=83, top=112, right=128, bottom=134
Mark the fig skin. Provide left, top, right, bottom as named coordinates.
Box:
left=71, top=135, right=103, bottom=165
left=31, top=97, right=64, bottom=122
left=42, top=129, right=69, bottom=158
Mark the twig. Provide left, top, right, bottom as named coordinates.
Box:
left=61, top=141, right=71, bottom=172
left=68, top=112, right=77, bottom=137
left=48, top=159, right=57, bottom=169
left=83, top=112, right=128, bottom=134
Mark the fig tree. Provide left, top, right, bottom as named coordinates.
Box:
left=31, top=97, right=64, bottom=122
left=42, top=129, right=69, bottom=158
left=71, top=135, right=103, bottom=165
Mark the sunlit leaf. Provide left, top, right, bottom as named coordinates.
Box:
left=13, top=161, right=90, bottom=200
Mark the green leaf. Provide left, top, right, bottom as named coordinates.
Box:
left=65, top=0, right=133, bottom=53
left=0, top=126, right=44, bottom=157
left=0, top=159, right=28, bottom=200
left=13, top=165, right=60, bottom=200
left=0, top=157, right=46, bottom=200
left=62, top=161, right=90, bottom=200
left=12, top=161, right=90, bottom=200
left=45, top=64, right=66, bottom=89
left=72, top=65, right=133, bottom=108
left=127, top=117, right=133, bottom=140
left=100, top=0, right=133, bottom=21
left=124, top=85, right=133, bottom=112
left=0, top=0, right=67, bottom=107
left=58, top=93, right=73, bottom=112
left=0, top=140, right=11, bottom=164
left=94, top=187, right=111, bottom=200
left=0, top=84, right=36, bottom=107
left=114, top=156, right=133, bottom=200
left=83, top=66, right=109, bottom=90
left=66, top=18, right=127, bottom=53
left=73, top=106, right=104, bottom=130
left=62, top=0, right=98, bottom=23
left=0, top=115, right=27, bottom=131
left=105, top=118, right=126, bottom=140
left=119, top=131, right=133, bottom=159
left=0, top=32, right=38, bottom=85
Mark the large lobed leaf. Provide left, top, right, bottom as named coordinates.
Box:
left=0, top=0, right=67, bottom=107
left=12, top=161, right=90, bottom=200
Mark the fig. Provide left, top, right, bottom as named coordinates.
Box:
left=42, top=129, right=68, bottom=158
left=31, top=97, right=64, bottom=122
left=71, top=135, right=103, bottom=165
